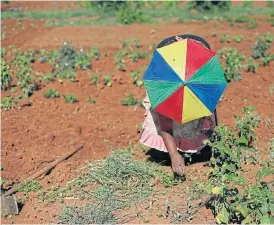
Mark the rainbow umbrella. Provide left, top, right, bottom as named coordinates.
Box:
left=143, top=39, right=227, bottom=124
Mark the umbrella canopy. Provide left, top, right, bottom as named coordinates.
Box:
left=143, top=39, right=227, bottom=124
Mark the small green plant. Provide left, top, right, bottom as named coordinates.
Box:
left=130, top=71, right=143, bottom=87
left=129, top=51, right=148, bottom=62
left=247, top=19, right=257, bottom=29
left=219, top=47, right=246, bottom=82
left=120, top=94, right=138, bottom=106
left=39, top=73, right=55, bottom=83
left=103, top=74, right=113, bottom=87
left=220, top=34, right=231, bottom=43
left=1, top=47, right=6, bottom=57
left=63, top=93, right=78, bottom=103
left=234, top=15, right=249, bottom=23
left=246, top=57, right=258, bottom=73
left=1, top=96, right=13, bottom=111
left=1, top=59, right=13, bottom=90
left=252, top=36, right=271, bottom=59
left=75, top=49, right=91, bottom=70
left=242, top=0, right=253, bottom=7
left=260, top=54, right=274, bottom=66
left=89, top=47, right=101, bottom=60
left=114, top=50, right=127, bottom=71
left=57, top=70, right=76, bottom=81
left=212, top=32, right=217, bottom=37
left=18, top=180, right=41, bottom=194
left=87, top=96, right=96, bottom=104
left=266, top=0, right=274, bottom=7
left=234, top=35, right=243, bottom=43
left=43, top=88, right=60, bottom=98
left=89, top=72, right=99, bottom=84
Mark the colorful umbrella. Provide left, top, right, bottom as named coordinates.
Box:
left=143, top=39, right=227, bottom=124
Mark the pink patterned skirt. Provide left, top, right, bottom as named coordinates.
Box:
left=140, top=95, right=216, bottom=153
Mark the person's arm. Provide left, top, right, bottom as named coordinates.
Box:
left=158, top=114, right=185, bottom=174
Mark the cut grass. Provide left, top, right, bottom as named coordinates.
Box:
left=58, top=149, right=180, bottom=223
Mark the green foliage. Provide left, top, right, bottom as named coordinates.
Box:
left=187, top=1, right=231, bottom=12
left=56, top=70, right=76, bottom=81
left=89, top=47, right=101, bottom=61
left=116, top=2, right=149, bottom=25
left=260, top=54, right=274, bottom=66
left=120, top=94, right=138, bottom=106
left=114, top=50, right=127, bottom=71
left=266, top=0, right=274, bottom=8
left=1, top=96, right=13, bottom=111
left=247, top=19, right=257, bottom=29
left=63, top=93, right=78, bottom=103
left=252, top=35, right=272, bottom=59
left=129, top=51, right=148, bottom=63
left=88, top=72, right=99, bottom=84
left=219, top=47, right=246, bottom=82
left=130, top=71, right=143, bottom=87
left=220, top=34, right=231, bottom=43
left=1, top=59, right=13, bottom=90
left=103, top=74, right=113, bottom=87
left=246, top=57, right=258, bottom=73
left=83, top=1, right=126, bottom=12
left=242, top=0, right=253, bottom=7
left=234, top=15, right=249, bottom=23
left=43, top=88, right=60, bottom=98
left=234, top=35, right=243, bottom=43
left=1, top=47, right=6, bottom=57
left=18, top=180, right=41, bottom=194
left=75, top=49, right=91, bottom=70
left=38, top=73, right=55, bottom=83
left=202, top=106, right=273, bottom=224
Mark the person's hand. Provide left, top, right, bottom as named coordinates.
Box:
left=170, top=152, right=185, bottom=176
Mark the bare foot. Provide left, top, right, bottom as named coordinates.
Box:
left=170, top=152, right=185, bottom=176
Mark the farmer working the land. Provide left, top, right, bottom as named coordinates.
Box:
left=140, top=34, right=226, bottom=176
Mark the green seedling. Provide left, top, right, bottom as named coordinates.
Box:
left=220, top=34, right=231, bottom=43
left=120, top=94, right=138, bottom=106
left=88, top=72, right=99, bottom=84
left=89, top=47, right=101, bottom=60
left=246, top=57, right=258, bottom=73
left=87, top=96, right=96, bottom=104
left=1, top=58, right=13, bottom=90
left=63, top=94, right=78, bottom=103
left=43, top=88, right=60, bottom=98
left=103, top=74, right=113, bottom=87
left=129, top=51, right=148, bottom=62
left=234, top=35, right=243, bottom=43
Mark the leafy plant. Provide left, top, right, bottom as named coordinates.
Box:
left=247, top=19, right=257, bottom=29
left=38, top=73, right=55, bottom=83
left=1, top=59, right=13, bottom=90
left=89, top=47, right=101, bottom=60
left=220, top=34, right=231, bottom=43
left=89, top=72, right=99, bottom=84
left=75, top=49, right=91, bottom=70
left=114, top=50, right=127, bottom=71
left=234, top=15, right=249, bottom=23
left=103, top=74, right=113, bottom=87
left=1, top=96, right=13, bottom=111
left=242, top=0, right=253, bottom=7
left=120, top=94, right=138, bottom=106
left=252, top=36, right=271, bottom=59
left=219, top=47, right=246, bottom=82
left=129, top=51, right=148, bottom=62
left=246, top=57, right=258, bottom=73
left=63, top=93, right=78, bottom=103
left=234, top=35, right=243, bottom=43
left=43, top=88, right=60, bottom=98
left=260, top=54, right=274, bottom=66
left=56, top=70, right=76, bottom=81
left=1, top=47, right=6, bottom=57
left=130, top=71, right=143, bottom=87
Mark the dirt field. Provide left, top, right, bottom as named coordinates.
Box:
left=1, top=1, right=274, bottom=224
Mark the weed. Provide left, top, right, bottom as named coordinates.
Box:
left=88, top=72, right=99, bottom=85
left=246, top=57, right=258, bottom=73
left=43, top=88, right=60, bottom=98
left=247, top=19, right=257, bottom=28
left=129, top=51, right=148, bottom=63
left=38, top=73, right=55, bottom=83
left=63, top=94, right=78, bottom=103
left=234, top=15, right=249, bottom=23
left=234, top=35, right=243, bottom=43
left=120, top=94, right=138, bottom=106
left=220, top=34, right=231, bottom=43
left=252, top=36, right=271, bottom=59
left=75, top=49, right=91, bottom=70
left=130, top=71, right=143, bottom=87
left=260, top=54, right=274, bottom=66
left=89, top=47, right=101, bottom=60
left=1, top=96, right=13, bottom=111
left=18, top=180, right=41, bottom=194
left=219, top=47, right=246, bottom=82
left=103, top=74, right=113, bottom=87
left=1, top=59, right=13, bottom=90
left=87, top=96, right=96, bottom=104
